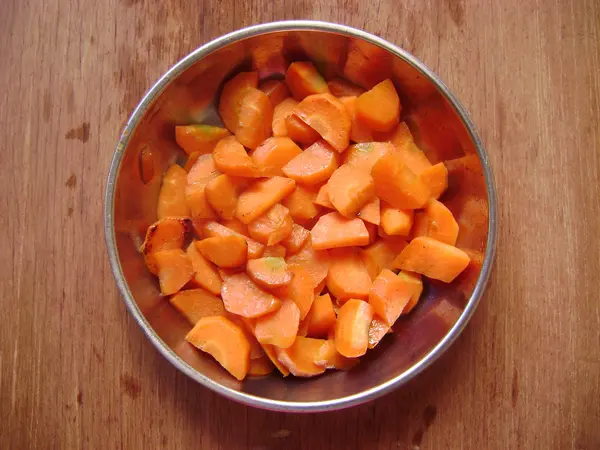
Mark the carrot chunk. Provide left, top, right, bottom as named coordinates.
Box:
left=419, top=162, right=448, bottom=199
left=334, top=299, right=374, bottom=358
left=248, top=203, right=293, bottom=246
left=259, top=79, right=290, bottom=107
left=356, top=79, right=400, bottom=132
left=368, top=316, right=390, bottom=349
left=359, top=237, right=408, bottom=280
left=141, top=217, right=193, bottom=275
left=327, top=77, right=365, bottom=97
left=175, top=125, right=230, bottom=155
left=358, top=196, right=380, bottom=226
left=314, top=184, right=334, bottom=209
left=200, top=221, right=264, bottom=260
left=342, top=142, right=395, bottom=171
left=398, top=271, right=424, bottom=314
left=219, top=71, right=259, bottom=132
left=275, top=336, right=327, bottom=377
left=272, top=98, right=298, bottom=137
left=205, top=174, right=246, bottom=220
left=315, top=339, right=359, bottom=370
left=236, top=88, right=273, bottom=150
left=273, top=264, right=314, bottom=320
left=327, top=248, right=372, bottom=302
left=221, top=273, right=282, bottom=318
left=220, top=218, right=248, bottom=236
left=186, top=154, right=221, bottom=219
left=262, top=244, right=287, bottom=258
left=187, top=241, right=222, bottom=295
left=282, top=140, right=339, bottom=185
left=285, top=61, right=330, bottom=101
left=247, top=355, right=275, bottom=376
left=170, top=288, right=226, bottom=325
left=247, top=256, right=294, bottom=289
left=286, top=238, right=331, bottom=287
left=250, top=137, right=303, bottom=176
left=285, top=114, right=321, bottom=146
left=311, top=212, right=370, bottom=250
left=280, top=223, right=310, bottom=255
left=305, top=293, right=337, bottom=338
left=380, top=203, right=414, bottom=236
left=368, top=269, right=413, bottom=326
left=154, top=249, right=194, bottom=296
left=255, top=298, right=301, bottom=349
left=212, top=136, right=259, bottom=178
left=412, top=199, right=459, bottom=245
left=282, top=185, right=320, bottom=222
left=381, top=122, right=432, bottom=174
left=339, top=96, right=373, bottom=143
left=157, top=165, right=190, bottom=219
left=326, top=164, right=375, bottom=218
left=196, top=235, right=247, bottom=268
left=236, top=176, right=296, bottom=224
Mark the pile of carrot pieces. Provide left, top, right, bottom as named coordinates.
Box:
left=140, top=61, right=472, bottom=381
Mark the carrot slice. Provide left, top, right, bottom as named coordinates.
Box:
left=186, top=154, right=221, bottom=219
left=261, top=343, right=290, bottom=376
left=305, top=293, right=337, bottom=338
left=154, top=249, right=194, bottom=295
left=275, top=336, right=327, bottom=377
left=236, top=88, right=273, bottom=150
left=248, top=203, right=293, bottom=246
left=259, top=79, right=290, bottom=107
left=285, top=114, right=321, bottom=146
left=196, top=235, right=247, bottom=268
left=200, top=221, right=264, bottom=260
left=327, top=77, right=365, bottom=97
left=315, top=340, right=359, bottom=370
left=263, top=244, right=286, bottom=258
left=217, top=267, right=241, bottom=282
left=170, top=288, right=226, bottom=325
left=341, top=142, right=395, bottom=171
left=357, top=196, right=380, bottom=226
left=186, top=316, right=250, bottom=381
left=186, top=241, right=222, bottom=295
left=359, top=237, right=408, bottom=280
left=313, top=184, right=334, bottom=210
left=255, top=298, right=301, bottom=349
left=280, top=223, right=310, bottom=255
left=393, top=236, right=471, bottom=282
left=157, top=165, right=190, bottom=219
left=339, top=96, right=373, bottom=143
left=221, top=273, right=282, bottom=318
left=272, top=98, right=297, bottom=137
left=327, top=248, right=372, bottom=302
left=286, top=238, right=330, bottom=287
left=212, top=136, right=259, bottom=178
left=273, top=264, right=314, bottom=320
left=412, top=199, right=459, bottom=245
left=368, top=269, right=413, bottom=326
left=250, top=136, right=303, bottom=176
left=368, top=316, right=390, bottom=349
left=326, top=164, right=375, bottom=218
left=248, top=355, right=275, bottom=376
left=398, top=271, right=423, bottom=314
left=175, top=125, right=230, bottom=155
left=356, top=79, right=400, bottom=132
left=205, top=174, right=245, bottom=220
left=282, top=140, right=339, bottom=185
left=285, top=61, right=329, bottom=101
left=371, top=152, right=431, bottom=210
left=334, top=299, right=374, bottom=358
left=380, top=203, right=414, bottom=236
left=311, top=212, right=370, bottom=250
left=282, top=185, right=320, bottom=222
left=219, top=71, right=259, bottom=132
left=419, top=162, right=448, bottom=199
left=141, top=217, right=193, bottom=275
left=294, top=93, right=351, bottom=152
left=247, top=257, right=294, bottom=289
left=381, top=122, right=432, bottom=174
left=236, top=176, right=296, bottom=224
left=220, top=218, right=248, bottom=236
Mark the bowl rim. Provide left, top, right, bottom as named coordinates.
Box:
left=104, top=20, right=498, bottom=413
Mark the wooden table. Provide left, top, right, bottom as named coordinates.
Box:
left=1, top=1, right=599, bottom=448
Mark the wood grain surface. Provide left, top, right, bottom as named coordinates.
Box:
left=1, top=0, right=599, bottom=448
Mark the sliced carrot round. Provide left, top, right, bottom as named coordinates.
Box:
left=255, top=298, right=300, bottom=349
left=334, top=299, right=374, bottom=358
left=355, top=79, right=400, bottom=132
left=221, top=273, right=282, bottom=318
left=247, top=257, right=294, bottom=289
left=196, top=235, right=248, bottom=268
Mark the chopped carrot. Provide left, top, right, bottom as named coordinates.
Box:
left=327, top=77, right=365, bottom=97
left=357, top=196, right=380, bottom=226
left=285, top=114, right=321, bottom=146
left=420, top=162, right=448, bottom=199
left=141, top=217, right=193, bottom=275
left=217, top=267, right=241, bottom=282
left=236, top=176, right=296, bottom=224
left=196, top=235, right=247, bottom=268
left=200, top=221, right=264, bottom=260
left=205, top=174, right=245, bottom=220
left=341, top=142, right=395, bottom=171
left=368, top=316, right=390, bottom=349
left=186, top=316, right=251, bottom=381
left=248, top=203, right=293, bottom=246
left=220, top=218, right=248, bottom=236
left=247, top=355, right=275, bottom=376
left=343, top=40, right=392, bottom=89
left=338, top=96, right=373, bottom=143
left=398, top=271, right=423, bottom=314
left=154, top=249, right=194, bottom=295
left=282, top=185, right=320, bottom=222
left=274, top=264, right=314, bottom=320
left=259, top=79, right=290, bottom=107
left=381, top=122, right=432, bottom=174
left=315, top=340, right=358, bottom=370
left=280, top=223, right=310, bottom=255
left=139, top=146, right=155, bottom=184
left=157, top=164, right=190, bottom=218
left=275, top=336, right=327, bottom=377
left=255, top=298, right=300, bottom=348
left=236, top=88, right=273, bottom=150
left=186, top=154, right=221, bottom=219
left=272, top=98, right=298, bottom=137
left=261, top=343, right=290, bottom=376
left=212, top=136, right=259, bottom=178
left=285, top=61, right=329, bottom=101
left=221, top=273, right=282, bottom=318
left=247, top=257, right=294, bottom=289
left=334, top=299, right=374, bottom=358
left=314, top=184, right=334, bottom=209
left=183, top=151, right=201, bottom=172
left=356, top=79, right=400, bottom=132
left=412, top=199, right=459, bottom=245
left=282, top=140, right=339, bottom=185
left=359, top=237, right=408, bottom=280
left=326, top=164, right=375, bottom=218
left=311, top=212, right=370, bottom=250
left=262, top=244, right=286, bottom=258
left=327, top=248, right=372, bottom=302
left=186, top=241, right=222, bottom=295
left=371, top=152, right=431, bottom=209
left=294, top=93, right=351, bottom=152
left=305, top=293, right=337, bottom=338
left=170, top=288, right=226, bottom=325
left=393, top=236, right=471, bottom=282
left=175, top=125, right=230, bottom=155
left=219, top=71, right=259, bottom=132
left=380, top=203, right=414, bottom=236
left=368, top=269, right=413, bottom=326
left=286, top=238, right=331, bottom=287
left=250, top=137, right=303, bottom=176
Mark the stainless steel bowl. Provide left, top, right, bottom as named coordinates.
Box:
left=104, top=21, right=497, bottom=412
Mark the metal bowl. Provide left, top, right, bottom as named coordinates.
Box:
left=104, top=21, right=497, bottom=412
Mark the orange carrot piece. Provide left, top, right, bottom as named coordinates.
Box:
left=236, top=176, right=296, bottom=224
left=247, top=256, right=294, bottom=289
left=334, top=299, right=374, bottom=358
left=380, top=203, right=414, bottom=236
left=175, top=125, right=230, bottom=155
left=217, top=267, right=242, bottom=282
left=259, top=79, right=290, bottom=107
left=393, top=236, right=471, bottom=282
left=260, top=343, right=290, bottom=376
left=368, top=316, right=390, bottom=349
left=219, top=71, right=259, bottom=132
left=294, top=93, right=351, bottom=152
left=204, top=174, right=245, bottom=220
left=263, top=244, right=286, bottom=258
left=311, top=212, right=370, bottom=250
left=275, top=336, right=327, bottom=377
left=141, top=217, right=193, bottom=275
left=186, top=154, right=221, bottom=219
left=412, top=199, right=459, bottom=245
left=327, top=248, right=372, bottom=302
left=170, top=288, right=226, bottom=325
left=358, top=196, right=380, bottom=226
left=315, top=339, right=359, bottom=370
left=371, top=152, right=431, bottom=209
left=248, top=203, right=293, bottom=246
left=327, top=77, right=365, bottom=97
left=341, top=142, right=395, bottom=172
left=285, top=114, right=321, bottom=146
left=158, top=164, right=190, bottom=219
left=220, top=218, right=248, bottom=236
left=221, top=273, right=282, bottom=318
left=212, top=136, right=259, bottom=178
left=247, top=355, right=275, bottom=376
left=280, top=223, right=310, bottom=255
left=154, top=249, right=194, bottom=296
left=359, top=237, right=408, bottom=281
left=356, top=79, right=400, bottom=132
left=285, top=61, right=329, bottom=101
left=282, top=140, right=339, bottom=185
left=339, top=96, right=373, bottom=143
left=282, top=185, right=320, bottom=222
left=420, top=162, right=448, bottom=199
left=286, top=238, right=331, bottom=287
left=381, top=122, right=432, bottom=174
left=368, top=269, right=413, bottom=326
left=196, top=235, right=247, bottom=268
left=236, top=88, right=273, bottom=150
left=250, top=137, right=303, bottom=176
left=186, top=316, right=251, bottom=381
left=314, top=184, right=334, bottom=209
left=326, top=164, right=375, bottom=218
left=305, top=293, right=337, bottom=338
left=272, top=98, right=298, bottom=137
left=255, top=298, right=301, bottom=349
left=186, top=241, right=223, bottom=295
left=398, top=271, right=423, bottom=314
left=200, top=221, right=264, bottom=260
left=274, top=264, right=314, bottom=320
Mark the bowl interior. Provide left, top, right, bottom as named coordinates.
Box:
left=108, top=24, right=492, bottom=410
